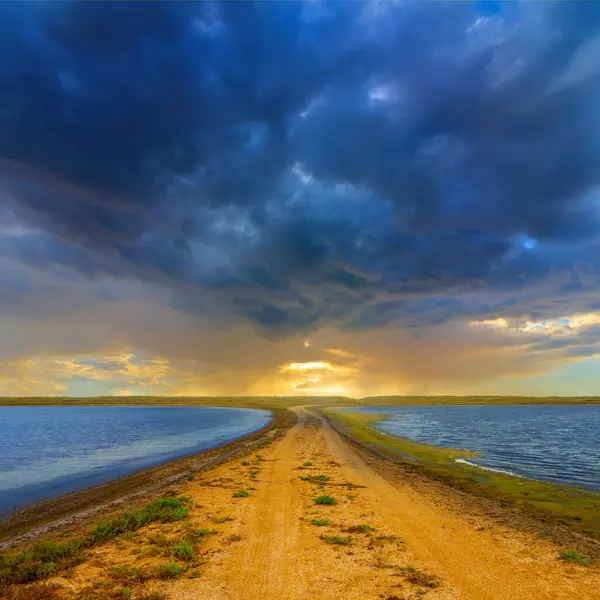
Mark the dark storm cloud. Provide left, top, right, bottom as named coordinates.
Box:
left=1, top=0, right=600, bottom=333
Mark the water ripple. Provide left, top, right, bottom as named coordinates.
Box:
left=352, top=405, right=600, bottom=491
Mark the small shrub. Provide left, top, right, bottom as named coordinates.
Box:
left=400, top=566, right=441, bottom=588
left=300, top=474, right=330, bottom=483
left=0, top=540, right=86, bottom=585
left=303, top=462, right=313, bottom=467
left=156, top=562, right=187, bottom=580
left=184, top=528, right=216, bottom=540
left=560, top=549, right=591, bottom=566
left=89, top=497, right=191, bottom=542
left=148, top=534, right=169, bottom=547
left=108, top=565, right=151, bottom=584
left=345, top=524, right=375, bottom=533
left=322, top=535, right=351, bottom=546
left=188, top=569, right=201, bottom=579
left=311, top=518, right=331, bottom=527
left=170, top=541, right=195, bottom=562
left=233, top=489, right=250, bottom=498
left=212, top=515, right=234, bottom=524
left=314, top=495, right=337, bottom=505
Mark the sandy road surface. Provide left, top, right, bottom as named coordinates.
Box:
left=45, top=407, right=599, bottom=600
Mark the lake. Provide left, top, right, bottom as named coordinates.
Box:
left=352, top=404, right=600, bottom=491
left=0, top=406, right=271, bottom=513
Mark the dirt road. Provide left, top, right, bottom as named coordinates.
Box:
left=51, top=407, right=600, bottom=600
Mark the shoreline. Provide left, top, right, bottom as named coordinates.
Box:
left=2, top=406, right=599, bottom=600
left=0, top=407, right=296, bottom=550
left=323, top=407, right=600, bottom=550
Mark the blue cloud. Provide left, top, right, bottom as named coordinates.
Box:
left=1, top=1, right=600, bottom=334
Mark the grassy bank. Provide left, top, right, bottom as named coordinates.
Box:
left=325, top=408, right=600, bottom=542
left=0, top=496, right=191, bottom=593
left=359, top=396, right=600, bottom=406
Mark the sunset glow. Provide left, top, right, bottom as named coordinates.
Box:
left=2, top=2, right=600, bottom=398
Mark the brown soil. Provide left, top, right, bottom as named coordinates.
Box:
left=3, top=407, right=599, bottom=600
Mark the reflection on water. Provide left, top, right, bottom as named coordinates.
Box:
left=0, top=406, right=271, bottom=512
left=351, top=405, right=600, bottom=491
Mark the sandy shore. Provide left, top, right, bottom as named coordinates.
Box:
left=0, top=408, right=294, bottom=549
left=4, top=406, right=599, bottom=600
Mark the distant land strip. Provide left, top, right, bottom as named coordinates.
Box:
left=1, top=395, right=600, bottom=407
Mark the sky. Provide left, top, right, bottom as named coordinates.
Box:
left=1, top=0, right=600, bottom=398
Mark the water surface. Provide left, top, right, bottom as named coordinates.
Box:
left=0, top=406, right=271, bottom=513
left=351, top=405, right=600, bottom=491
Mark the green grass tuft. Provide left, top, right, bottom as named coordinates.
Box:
left=345, top=524, right=375, bottom=533
left=169, top=540, right=195, bottom=562
left=321, top=535, right=351, bottom=546
left=108, top=564, right=151, bottom=584
left=300, top=474, right=330, bottom=483
left=184, top=528, right=217, bottom=540
left=559, top=549, right=591, bottom=566
left=303, top=461, right=313, bottom=467
left=311, top=518, right=332, bottom=526
left=212, top=515, right=234, bottom=524
left=89, top=497, right=191, bottom=542
left=157, top=562, right=187, bottom=580
left=314, top=495, right=337, bottom=505
left=233, top=489, right=250, bottom=498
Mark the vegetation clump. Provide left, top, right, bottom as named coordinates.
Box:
left=233, top=489, right=250, bottom=498
left=559, top=549, right=591, bottom=566
left=321, top=535, right=351, bottom=546
left=108, top=565, right=151, bottom=584
left=89, top=497, right=191, bottom=541
left=311, top=518, right=332, bottom=526
left=157, top=562, right=187, bottom=580
left=300, top=474, right=330, bottom=483
left=345, top=524, right=375, bottom=533
left=1, top=582, right=63, bottom=600
left=0, top=496, right=192, bottom=588
left=400, top=565, right=441, bottom=588
left=212, top=515, right=234, bottom=524
left=184, top=527, right=216, bottom=540
left=0, top=541, right=86, bottom=586
left=314, top=495, right=337, bottom=505
left=169, top=541, right=195, bottom=562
